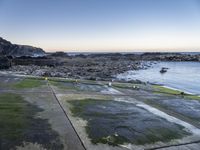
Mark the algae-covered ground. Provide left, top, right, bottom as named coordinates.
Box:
left=153, top=85, right=200, bottom=100
left=0, top=75, right=85, bottom=150
left=68, top=99, right=190, bottom=146
left=1, top=74, right=200, bottom=150
left=0, top=92, right=63, bottom=150
left=50, top=77, right=200, bottom=149
left=13, top=78, right=45, bottom=89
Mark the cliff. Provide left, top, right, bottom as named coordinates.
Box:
left=0, top=37, right=45, bottom=57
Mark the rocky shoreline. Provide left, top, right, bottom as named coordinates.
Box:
left=6, top=59, right=151, bottom=81
left=1, top=37, right=200, bottom=80
left=2, top=52, right=200, bottom=81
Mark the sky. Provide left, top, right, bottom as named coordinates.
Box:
left=0, top=0, right=200, bottom=52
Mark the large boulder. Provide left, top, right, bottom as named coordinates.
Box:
left=0, top=37, right=45, bottom=57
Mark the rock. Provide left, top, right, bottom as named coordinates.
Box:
left=0, top=56, right=11, bottom=69
left=140, top=53, right=200, bottom=62
left=160, top=67, right=169, bottom=74
left=0, top=37, right=45, bottom=57
left=50, top=51, right=68, bottom=57
left=12, top=56, right=58, bottom=67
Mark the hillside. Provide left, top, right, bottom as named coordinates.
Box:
left=0, top=37, right=45, bottom=57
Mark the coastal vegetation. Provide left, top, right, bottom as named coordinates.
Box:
left=153, top=85, right=200, bottom=100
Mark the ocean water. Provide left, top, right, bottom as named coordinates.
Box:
left=117, top=61, right=200, bottom=95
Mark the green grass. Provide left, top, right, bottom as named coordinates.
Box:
left=153, top=85, right=200, bottom=100
left=13, top=78, right=44, bottom=89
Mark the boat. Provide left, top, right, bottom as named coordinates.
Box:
left=160, top=67, right=168, bottom=73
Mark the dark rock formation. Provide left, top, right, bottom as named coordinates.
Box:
left=140, top=52, right=200, bottom=61
left=0, top=37, right=45, bottom=57
left=160, top=67, right=168, bottom=74
left=50, top=51, right=68, bottom=57
left=0, top=56, right=11, bottom=69
left=12, top=56, right=61, bottom=67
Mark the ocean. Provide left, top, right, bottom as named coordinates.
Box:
left=117, top=61, right=200, bottom=95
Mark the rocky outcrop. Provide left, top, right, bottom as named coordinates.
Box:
left=50, top=51, right=68, bottom=57
left=0, top=37, right=45, bottom=57
left=7, top=57, right=149, bottom=80
left=12, top=56, right=61, bottom=67
left=140, top=53, right=200, bottom=61
left=0, top=56, right=11, bottom=69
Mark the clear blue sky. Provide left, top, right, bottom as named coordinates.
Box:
left=0, top=0, right=200, bottom=52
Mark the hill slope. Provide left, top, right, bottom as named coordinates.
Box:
left=0, top=37, right=45, bottom=57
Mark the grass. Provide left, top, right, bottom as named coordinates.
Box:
left=153, top=85, right=200, bottom=100
left=13, top=78, right=44, bottom=89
